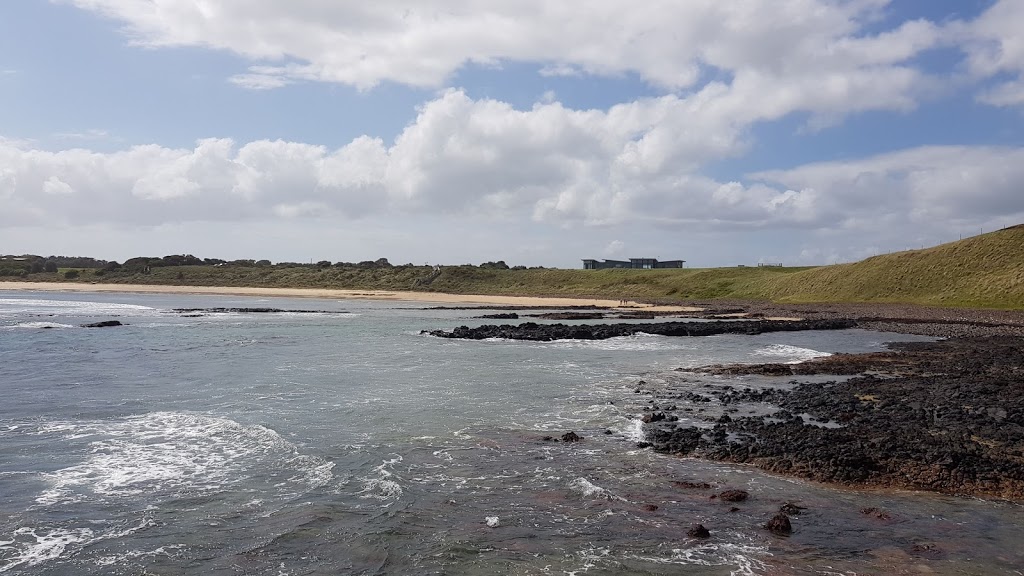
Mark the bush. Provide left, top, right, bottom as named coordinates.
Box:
left=64, top=270, right=80, bottom=279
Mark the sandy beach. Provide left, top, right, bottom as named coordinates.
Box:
left=0, top=281, right=701, bottom=312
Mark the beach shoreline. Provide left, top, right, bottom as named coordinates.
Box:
left=0, top=281, right=700, bottom=312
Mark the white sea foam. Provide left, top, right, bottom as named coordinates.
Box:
left=619, top=419, right=646, bottom=443
left=568, top=477, right=626, bottom=501
left=34, top=412, right=333, bottom=506
left=752, top=344, right=832, bottom=364
left=0, top=527, right=93, bottom=573
left=0, top=298, right=156, bottom=317
left=358, top=455, right=403, bottom=503
left=8, top=322, right=76, bottom=329
left=0, top=516, right=156, bottom=573
left=624, top=537, right=770, bottom=576
left=548, top=333, right=697, bottom=352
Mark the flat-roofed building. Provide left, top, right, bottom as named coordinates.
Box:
left=582, top=258, right=685, bottom=270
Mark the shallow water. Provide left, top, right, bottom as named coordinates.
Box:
left=0, top=292, right=1021, bottom=575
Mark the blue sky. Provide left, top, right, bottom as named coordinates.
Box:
left=1, top=0, right=1023, bottom=267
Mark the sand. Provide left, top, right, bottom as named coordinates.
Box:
left=0, top=281, right=701, bottom=312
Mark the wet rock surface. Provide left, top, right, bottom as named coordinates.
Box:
left=425, top=318, right=857, bottom=341
left=765, top=513, right=793, bottom=535
left=687, top=524, right=711, bottom=538
left=643, top=336, right=1024, bottom=500
left=81, top=320, right=123, bottom=328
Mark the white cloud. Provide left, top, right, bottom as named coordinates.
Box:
left=960, top=0, right=1024, bottom=108
left=751, top=146, right=1024, bottom=231
left=42, top=176, right=74, bottom=195
left=54, top=129, right=110, bottom=141
left=3, top=90, right=1021, bottom=245
left=603, top=240, right=625, bottom=257
left=64, top=0, right=941, bottom=96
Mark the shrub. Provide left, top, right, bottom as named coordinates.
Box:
left=64, top=270, right=80, bottom=279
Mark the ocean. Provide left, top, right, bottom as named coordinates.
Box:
left=0, top=291, right=1021, bottom=575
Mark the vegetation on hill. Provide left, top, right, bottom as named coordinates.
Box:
left=3, top=226, right=1023, bottom=309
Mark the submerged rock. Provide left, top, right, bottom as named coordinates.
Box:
left=687, top=524, right=711, bottom=538
left=718, top=489, right=749, bottom=502
left=765, top=513, right=792, bottom=535
left=560, top=431, right=582, bottom=443
left=81, top=320, right=123, bottom=328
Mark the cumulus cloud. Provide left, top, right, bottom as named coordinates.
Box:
left=960, top=0, right=1024, bottom=107
left=64, top=0, right=942, bottom=96
left=3, top=90, right=1021, bottom=243
left=751, top=146, right=1024, bottom=232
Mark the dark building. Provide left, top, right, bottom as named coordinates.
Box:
left=582, top=258, right=685, bottom=270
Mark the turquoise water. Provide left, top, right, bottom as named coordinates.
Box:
left=0, top=291, right=1021, bottom=575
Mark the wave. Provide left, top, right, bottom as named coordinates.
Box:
left=568, top=477, right=626, bottom=501
left=0, top=527, right=94, bottom=573
left=0, top=517, right=155, bottom=573
left=624, top=536, right=769, bottom=576
left=752, top=344, right=832, bottom=364
left=548, top=334, right=699, bottom=352
left=0, top=298, right=156, bottom=317
left=7, top=322, right=76, bottom=330
left=33, top=412, right=333, bottom=507
left=357, top=455, right=403, bottom=503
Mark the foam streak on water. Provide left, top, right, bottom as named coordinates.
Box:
left=34, top=412, right=333, bottom=506
left=752, top=343, right=832, bottom=363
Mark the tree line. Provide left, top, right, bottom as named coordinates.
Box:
left=0, top=254, right=543, bottom=278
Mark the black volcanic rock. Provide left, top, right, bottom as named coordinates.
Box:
left=644, top=336, right=1024, bottom=501
left=426, top=319, right=857, bottom=341
left=687, top=524, right=711, bottom=538
left=82, top=320, right=123, bottom=328
left=765, top=513, right=792, bottom=535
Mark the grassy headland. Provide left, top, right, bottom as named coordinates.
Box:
left=3, top=226, right=1023, bottom=309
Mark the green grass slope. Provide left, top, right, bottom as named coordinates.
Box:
left=758, top=225, right=1024, bottom=308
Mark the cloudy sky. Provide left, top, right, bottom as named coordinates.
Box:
left=1, top=0, right=1022, bottom=267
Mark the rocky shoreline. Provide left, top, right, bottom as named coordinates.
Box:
left=425, top=318, right=856, bottom=341
left=640, top=335, right=1024, bottom=501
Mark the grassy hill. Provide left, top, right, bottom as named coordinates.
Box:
left=757, top=225, right=1024, bottom=308
left=5, top=226, right=1023, bottom=309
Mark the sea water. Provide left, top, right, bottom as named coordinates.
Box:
left=0, top=291, right=1021, bottom=575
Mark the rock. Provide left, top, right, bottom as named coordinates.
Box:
left=780, top=502, right=806, bottom=515
left=860, top=507, right=892, bottom=520
left=81, top=320, right=123, bottom=328
left=718, top=489, right=749, bottom=502
left=687, top=524, right=711, bottom=538
left=641, top=412, right=666, bottom=423
left=427, top=319, right=858, bottom=341
left=641, top=504, right=658, bottom=511
left=478, top=313, right=519, bottom=319
left=765, top=513, right=792, bottom=535
left=485, top=516, right=499, bottom=527
left=560, top=431, right=582, bottom=443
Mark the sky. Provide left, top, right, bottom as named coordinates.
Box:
left=1, top=0, right=1023, bottom=268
